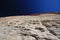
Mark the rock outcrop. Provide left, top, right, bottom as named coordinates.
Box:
left=0, top=14, right=60, bottom=40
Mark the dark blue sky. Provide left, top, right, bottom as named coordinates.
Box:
left=0, top=0, right=60, bottom=17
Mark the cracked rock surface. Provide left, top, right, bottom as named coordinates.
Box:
left=0, top=14, right=60, bottom=40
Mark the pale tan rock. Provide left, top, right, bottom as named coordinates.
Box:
left=0, top=14, right=60, bottom=40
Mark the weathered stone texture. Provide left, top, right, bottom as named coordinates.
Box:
left=0, top=14, right=60, bottom=40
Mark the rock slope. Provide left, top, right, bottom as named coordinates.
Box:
left=0, top=14, right=60, bottom=40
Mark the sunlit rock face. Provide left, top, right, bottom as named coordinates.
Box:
left=0, top=14, right=60, bottom=40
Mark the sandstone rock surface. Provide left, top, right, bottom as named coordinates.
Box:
left=0, top=14, right=60, bottom=40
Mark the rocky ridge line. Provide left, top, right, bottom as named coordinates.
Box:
left=0, top=14, right=60, bottom=40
